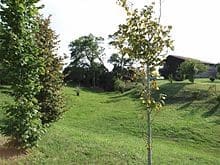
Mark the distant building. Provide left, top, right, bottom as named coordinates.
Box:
left=159, top=55, right=217, bottom=80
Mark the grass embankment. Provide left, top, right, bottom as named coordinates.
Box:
left=0, top=79, right=220, bottom=164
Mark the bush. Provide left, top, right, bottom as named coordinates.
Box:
left=217, top=95, right=220, bottom=103
left=36, top=16, right=64, bottom=125
left=75, top=87, right=80, bottom=96
left=114, top=79, right=126, bottom=93
left=0, top=0, right=45, bottom=149
left=1, top=103, right=44, bottom=149
left=179, top=60, right=207, bottom=83
left=124, top=81, right=136, bottom=91
left=135, top=83, right=145, bottom=96
left=209, top=76, right=215, bottom=82
left=168, top=74, right=173, bottom=83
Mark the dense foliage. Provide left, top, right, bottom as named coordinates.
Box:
left=0, top=0, right=44, bottom=148
left=68, top=34, right=105, bottom=87
left=179, top=60, right=207, bottom=83
left=36, top=16, right=64, bottom=125
left=0, top=1, right=64, bottom=149
left=63, top=63, right=113, bottom=90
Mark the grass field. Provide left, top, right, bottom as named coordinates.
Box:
left=0, top=79, right=220, bottom=164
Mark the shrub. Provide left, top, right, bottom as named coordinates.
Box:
left=209, top=76, right=215, bottom=82
left=0, top=0, right=45, bottom=149
left=179, top=60, right=207, bottom=83
left=36, top=16, right=64, bottom=125
left=75, top=87, right=80, bottom=96
left=114, top=79, right=125, bottom=93
left=168, top=74, right=173, bottom=83
left=217, top=95, right=220, bottom=103
left=135, top=83, right=145, bottom=96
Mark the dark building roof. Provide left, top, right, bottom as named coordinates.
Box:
left=168, top=55, right=216, bottom=65
left=159, top=55, right=217, bottom=80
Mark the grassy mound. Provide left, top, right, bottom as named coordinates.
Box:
left=0, top=79, right=219, bottom=164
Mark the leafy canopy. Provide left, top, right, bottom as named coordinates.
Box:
left=36, top=15, right=65, bottom=125
left=110, top=0, right=174, bottom=68
left=0, top=0, right=44, bottom=149
left=68, top=34, right=105, bottom=87
left=69, top=34, right=105, bottom=68
left=179, top=60, right=207, bottom=83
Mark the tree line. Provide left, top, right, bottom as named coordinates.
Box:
left=63, top=33, right=136, bottom=91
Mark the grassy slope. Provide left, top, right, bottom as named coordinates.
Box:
left=0, top=79, right=220, bottom=164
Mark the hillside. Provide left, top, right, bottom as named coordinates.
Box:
left=0, top=79, right=220, bottom=164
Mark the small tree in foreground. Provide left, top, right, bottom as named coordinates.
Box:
left=179, top=60, right=207, bottom=83
left=110, top=0, right=173, bottom=164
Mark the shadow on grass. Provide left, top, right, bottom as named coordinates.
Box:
left=160, top=82, right=212, bottom=105
left=104, top=89, right=139, bottom=104
left=177, top=101, right=193, bottom=110
left=65, top=85, right=112, bottom=95
left=159, top=82, right=189, bottom=94
left=158, top=83, right=190, bottom=104
left=0, top=138, right=27, bottom=160
left=106, top=82, right=195, bottom=105
left=0, top=85, right=10, bottom=90
left=0, top=90, right=12, bottom=96
left=0, top=85, right=12, bottom=96
left=211, top=119, right=220, bottom=125
left=202, top=102, right=220, bottom=118
left=110, top=89, right=138, bottom=99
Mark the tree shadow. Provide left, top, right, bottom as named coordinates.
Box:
left=202, top=102, right=220, bottom=118
left=105, top=89, right=138, bottom=104
left=159, top=82, right=189, bottom=94
left=158, top=82, right=189, bottom=104
left=0, top=138, right=27, bottom=160
left=0, top=85, right=12, bottom=96
left=0, top=86, right=10, bottom=90
left=211, top=119, right=220, bottom=125
left=106, top=82, right=193, bottom=104
left=110, top=89, right=137, bottom=99
left=0, top=90, right=12, bottom=96
left=177, top=101, right=193, bottom=110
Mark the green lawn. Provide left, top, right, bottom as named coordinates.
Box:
left=0, top=79, right=220, bottom=164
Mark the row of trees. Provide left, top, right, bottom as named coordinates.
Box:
left=63, top=33, right=136, bottom=91
left=0, top=0, right=64, bottom=149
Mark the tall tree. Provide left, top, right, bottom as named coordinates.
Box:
left=110, top=0, right=174, bottom=164
left=69, top=34, right=105, bottom=87
left=108, top=53, right=133, bottom=78
left=0, top=0, right=44, bottom=148
left=36, top=16, right=64, bottom=125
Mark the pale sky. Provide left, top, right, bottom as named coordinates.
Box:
left=40, top=0, right=220, bottom=69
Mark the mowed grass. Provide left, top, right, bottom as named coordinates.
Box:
left=0, top=79, right=220, bottom=164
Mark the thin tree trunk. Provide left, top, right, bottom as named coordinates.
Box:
left=146, top=65, right=152, bottom=165
left=147, top=109, right=152, bottom=165
left=93, top=71, right=96, bottom=87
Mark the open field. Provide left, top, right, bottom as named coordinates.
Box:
left=0, top=79, right=220, bottom=164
